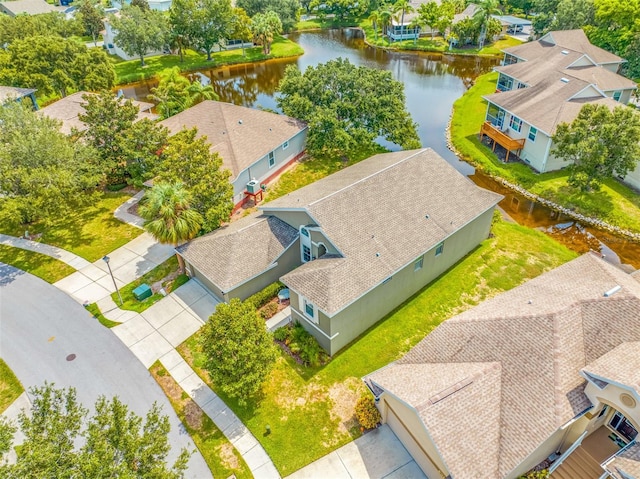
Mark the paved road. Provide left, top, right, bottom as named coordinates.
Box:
left=0, top=264, right=211, bottom=478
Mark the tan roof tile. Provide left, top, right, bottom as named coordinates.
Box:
left=0, top=0, right=62, bottom=16
left=606, top=443, right=640, bottom=479
left=0, top=86, right=36, bottom=103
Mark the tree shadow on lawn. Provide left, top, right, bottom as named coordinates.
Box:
left=553, top=183, right=615, bottom=217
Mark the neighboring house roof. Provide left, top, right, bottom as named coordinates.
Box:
left=37, top=92, right=157, bottom=135
left=582, top=342, right=640, bottom=391
left=270, top=148, right=502, bottom=315
left=367, top=253, right=640, bottom=478
left=484, top=73, right=621, bottom=135
left=177, top=214, right=298, bottom=292
left=0, top=0, right=62, bottom=15
left=606, top=443, right=640, bottom=479
left=0, top=86, right=36, bottom=103
left=159, top=101, right=307, bottom=180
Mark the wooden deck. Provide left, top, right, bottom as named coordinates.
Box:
left=479, top=121, right=526, bottom=162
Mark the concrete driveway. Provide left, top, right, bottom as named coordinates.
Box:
left=0, top=264, right=211, bottom=478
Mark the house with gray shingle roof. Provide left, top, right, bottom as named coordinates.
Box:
left=366, top=253, right=640, bottom=479
left=179, top=148, right=502, bottom=354
left=0, top=0, right=63, bottom=16
left=481, top=29, right=638, bottom=184
left=0, top=86, right=38, bottom=110
left=159, top=100, right=307, bottom=207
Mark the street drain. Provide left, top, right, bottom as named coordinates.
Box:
left=66, top=354, right=76, bottom=361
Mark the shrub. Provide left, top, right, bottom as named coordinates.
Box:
left=273, top=326, right=290, bottom=342
left=260, top=301, right=279, bottom=319
left=355, top=394, right=381, bottom=430
left=106, top=182, right=127, bottom=191
left=273, top=322, right=329, bottom=367
left=245, top=282, right=284, bottom=309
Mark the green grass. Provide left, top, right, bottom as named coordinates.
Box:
left=450, top=71, right=640, bottom=233
left=178, top=215, right=577, bottom=475
left=0, top=359, right=23, bottom=414
left=150, top=362, right=252, bottom=479
left=294, top=16, right=360, bottom=31
left=114, top=36, right=304, bottom=84
left=85, top=303, right=120, bottom=328
left=113, top=256, right=189, bottom=313
left=0, top=245, right=75, bottom=283
left=0, top=191, right=143, bottom=262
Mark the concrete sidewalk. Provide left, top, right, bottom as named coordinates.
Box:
left=54, top=233, right=174, bottom=304
left=114, top=191, right=145, bottom=229
left=0, top=234, right=91, bottom=270
left=286, top=424, right=426, bottom=479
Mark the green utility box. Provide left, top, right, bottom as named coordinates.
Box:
left=132, top=284, right=152, bottom=301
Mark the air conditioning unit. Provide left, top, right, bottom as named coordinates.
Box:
left=246, top=180, right=260, bottom=194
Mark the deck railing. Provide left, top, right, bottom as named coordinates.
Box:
left=480, top=121, right=526, bottom=151
left=549, top=431, right=588, bottom=474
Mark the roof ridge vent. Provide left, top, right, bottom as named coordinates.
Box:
left=429, top=377, right=474, bottom=404
left=604, top=285, right=622, bottom=297
left=560, top=77, right=570, bottom=83
left=561, top=50, right=569, bottom=55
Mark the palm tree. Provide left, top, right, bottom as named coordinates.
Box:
left=138, top=182, right=203, bottom=273
left=186, top=80, right=218, bottom=105
left=393, top=0, right=415, bottom=42
left=409, top=17, right=422, bottom=45
left=473, top=0, right=501, bottom=48
left=369, top=10, right=380, bottom=40
left=379, top=6, right=393, bottom=37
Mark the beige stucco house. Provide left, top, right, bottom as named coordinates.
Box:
left=159, top=101, right=307, bottom=208
left=366, top=253, right=640, bottom=479
left=480, top=29, right=639, bottom=188
left=178, top=148, right=502, bottom=355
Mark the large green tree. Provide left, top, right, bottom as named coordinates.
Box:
left=110, top=6, right=169, bottom=66
left=200, top=299, right=278, bottom=405
left=0, top=383, right=189, bottom=479
left=77, top=0, right=104, bottom=46
left=552, top=104, right=640, bottom=191
left=237, top=0, right=300, bottom=32
left=155, top=128, right=233, bottom=233
left=277, top=58, right=420, bottom=158
left=139, top=182, right=203, bottom=271
left=0, top=103, right=102, bottom=226
left=190, top=0, right=234, bottom=61
left=0, top=12, right=83, bottom=45
left=251, top=10, right=282, bottom=55
left=168, top=0, right=196, bottom=62
left=473, top=0, right=501, bottom=48
left=550, top=0, right=594, bottom=31
left=231, top=7, right=253, bottom=56
left=148, top=67, right=218, bottom=119
left=418, top=1, right=440, bottom=39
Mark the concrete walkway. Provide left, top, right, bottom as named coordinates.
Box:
left=286, top=425, right=426, bottom=479
left=1, top=392, right=31, bottom=465
left=0, top=233, right=91, bottom=270
left=114, top=191, right=145, bottom=229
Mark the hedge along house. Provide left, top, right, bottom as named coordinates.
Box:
left=178, top=148, right=502, bottom=355
left=366, top=253, right=640, bottom=479
left=481, top=30, right=638, bottom=183
left=159, top=101, right=307, bottom=208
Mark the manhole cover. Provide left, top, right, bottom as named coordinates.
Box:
left=66, top=354, right=76, bottom=361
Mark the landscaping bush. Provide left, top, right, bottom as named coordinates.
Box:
left=245, top=282, right=284, bottom=309
left=106, top=182, right=128, bottom=191
left=273, top=322, right=329, bottom=367
left=260, top=301, right=279, bottom=319
left=355, top=394, right=381, bottom=430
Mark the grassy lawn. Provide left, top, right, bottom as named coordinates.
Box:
left=150, top=362, right=252, bottom=479
left=0, top=359, right=23, bottom=414
left=114, top=36, right=304, bottom=84
left=0, top=245, right=75, bottom=283
left=294, top=16, right=361, bottom=31
left=179, top=215, right=577, bottom=475
left=85, top=303, right=120, bottom=328
left=360, top=20, right=522, bottom=55
left=451, top=71, right=640, bottom=233
left=0, top=191, right=142, bottom=262
left=113, top=256, right=189, bottom=313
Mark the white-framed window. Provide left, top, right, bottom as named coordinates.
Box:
left=414, top=256, right=424, bottom=271
left=282, top=140, right=289, bottom=150
left=268, top=151, right=275, bottom=168
left=528, top=126, right=537, bottom=142
left=302, top=244, right=311, bottom=262
left=302, top=298, right=318, bottom=323
left=509, top=115, right=522, bottom=132
left=435, top=242, right=444, bottom=256
left=613, top=90, right=622, bottom=102
left=300, top=227, right=309, bottom=237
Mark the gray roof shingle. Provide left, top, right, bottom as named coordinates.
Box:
left=368, top=253, right=640, bottom=479
left=0, top=86, right=36, bottom=103
left=0, top=0, right=61, bottom=15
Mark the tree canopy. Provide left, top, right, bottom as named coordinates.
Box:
left=189, top=0, right=234, bottom=61
left=0, top=103, right=102, bottom=226
left=251, top=10, right=282, bottom=55
left=237, top=0, right=299, bottom=32
left=77, top=0, right=104, bottom=46
left=200, top=298, right=278, bottom=405
left=148, top=67, right=218, bottom=119
left=552, top=104, right=640, bottom=191
left=155, top=128, right=233, bottom=233
left=0, top=383, right=190, bottom=478
left=277, top=58, right=421, bottom=158
left=0, top=11, right=82, bottom=45
left=110, top=5, right=169, bottom=66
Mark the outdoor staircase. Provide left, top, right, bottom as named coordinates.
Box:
left=550, top=446, right=605, bottom=479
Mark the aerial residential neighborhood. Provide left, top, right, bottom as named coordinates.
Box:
left=1, top=0, right=640, bottom=478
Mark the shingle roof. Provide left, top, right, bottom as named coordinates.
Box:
left=0, top=86, right=36, bottom=103
left=37, top=92, right=157, bottom=135
left=159, top=101, right=307, bottom=180
left=368, top=253, right=640, bottom=479
left=0, top=0, right=61, bottom=15
left=606, top=443, right=640, bottom=479
left=272, top=149, right=502, bottom=315
left=582, top=342, right=640, bottom=394
left=177, top=214, right=298, bottom=292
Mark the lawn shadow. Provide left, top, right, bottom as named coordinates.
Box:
left=0, top=262, right=26, bottom=287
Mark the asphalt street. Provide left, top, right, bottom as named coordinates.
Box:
left=0, top=263, right=211, bottom=478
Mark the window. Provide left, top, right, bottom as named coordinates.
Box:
left=282, top=140, right=289, bottom=150
left=302, top=244, right=311, bottom=262
left=528, top=126, right=537, bottom=142
left=613, top=90, right=622, bottom=102
left=487, top=104, right=505, bottom=128
left=268, top=151, right=275, bottom=168
left=497, top=73, right=514, bottom=92
left=414, top=256, right=424, bottom=271
left=435, top=242, right=444, bottom=256
left=598, top=405, right=609, bottom=419
left=303, top=298, right=317, bottom=323
left=300, top=227, right=309, bottom=237
left=509, top=115, right=522, bottom=132
left=609, top=412, right=638, bottom=442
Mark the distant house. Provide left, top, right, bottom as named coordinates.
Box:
left=366, top=253, right=640, bottom=479
left=0, top=86, right=38, bottom=110
left=0, top=0, right=64, bottom=16
left=102, top=11, right=168, bottom=61
left=159, top=100, right=307, bottom=207
left=178, top=148, right=502, bottom=355
left=480, top=29, right=638, bottom=186
left=37, top=91, right=156, bottom=135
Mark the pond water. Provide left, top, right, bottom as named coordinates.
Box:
left=119, top=29, right=640, bottom=268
